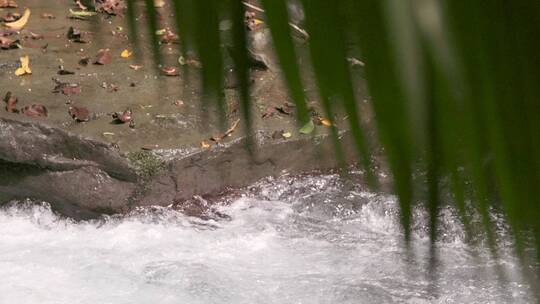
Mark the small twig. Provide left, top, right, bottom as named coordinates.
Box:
left=241, top=1, right=309, bottom=39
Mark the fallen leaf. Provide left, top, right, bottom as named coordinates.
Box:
left=120, top=49, right=132, bottom=58
left=14, top=55, right=31, bottom=76
left=3, top=91, right=18, bottom=113
left=160, top=28, right=178, bottom=44
left=96, top=0, right=126, bottom=15
left=210, top=119, right=240, bottom=142
left=52, top=79, right=81, bottom=95
left=200, top=140, right=210, bottom=149
left=261, top=105, right=276, bottom=118
left=78, top=56, right=90, bottom=66
left=101, top=82, right=119, bottom=92
left=94, top=49, right=112, bottom=65
left=347, top=57, right=365, bottom=67
left=282, top=132, right=292, bottom=138
left=21, top=104, right=47, bottom=118
left=1, top=12, right=21, bottom=22
left=0, top=0, right=17, bottom=8
left=0, top=36, right=19, bottom=49
left=161, top=66, right=179, bottom=76
left=275, top=102, right=295, bottom=115
left=29, top=32, right=43, bottom=40
left=68, top=105, right=90, bottom=122
left=74, top=0, right=88, bottom=10
left=129, top=64, right=143, bottom=70
left=112, top=108, right=132, bottom=123
left=57, top=65, right=75, bottom=75
left=154, top=0, right=165, bottom=7
left=67, top=26, right=86, bottom=43
left=68, top=9, right=97, bottom=17
left=4, top=8, right=30, bottom=30
left=40, top=13, right=55, bottom=19
left=320, top=118, right=332, bottom=127
left=299, top=120, right=315, bottom=134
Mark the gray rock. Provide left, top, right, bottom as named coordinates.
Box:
left=0, top=118, right=137, bottom=219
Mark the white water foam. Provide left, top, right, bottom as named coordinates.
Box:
left=0, top=174, right=533, bottom=303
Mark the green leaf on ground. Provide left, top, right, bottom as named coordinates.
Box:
left=69, top=9, right=96, bottom=17
left=299, top=120, right=315, bottom=134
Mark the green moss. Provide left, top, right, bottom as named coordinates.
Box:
left=126, top=151, right=165, bottom=183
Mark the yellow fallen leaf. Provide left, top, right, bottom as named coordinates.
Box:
left=15, top=55, right=31, bottom=76
left=254, top=18, right=264, bottom=25
left=121, top=49, right=132, bottom=58
left=5, top=8, right=30, bottom=30
left=200, top=140, right=210, bottom=149
left=320, top=118, right=332, bottom=127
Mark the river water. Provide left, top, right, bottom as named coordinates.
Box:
left=0, top=173, right=534, bottom=303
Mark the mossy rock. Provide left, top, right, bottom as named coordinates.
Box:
left=126, top=151, right=165, bottom=183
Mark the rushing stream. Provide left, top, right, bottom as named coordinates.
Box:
left=0, top=173, right=534, bottom=303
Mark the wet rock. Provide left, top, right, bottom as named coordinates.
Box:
left=0, top=118, right=138, bottom=218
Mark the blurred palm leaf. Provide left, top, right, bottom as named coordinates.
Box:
left=128, top=0, right=540, bottom=271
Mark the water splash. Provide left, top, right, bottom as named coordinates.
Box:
left=0, top=174, right=533, bottom=303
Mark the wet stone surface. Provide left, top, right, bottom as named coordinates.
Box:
left=0, top=0, right=373, bottom=218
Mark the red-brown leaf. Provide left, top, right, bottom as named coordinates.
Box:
left=94, top=49, right=112, bottom=65
left=0, top=0, right=17, bottom=8
left=68, top=105, right=90, bottom=122
left=21, top=104, right=47, bottom=118
left=1, top=12, right=21, bottom=22
left=3, top=91, right=18, bottom=113
left=0, top=36, right=18, bottom=49
left=112, top=108, right=132, bottom=123
left=161, top=66, right=179, bottom=76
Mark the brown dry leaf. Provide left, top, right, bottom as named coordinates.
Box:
left=94, top=49, right=112, bottom=65
left=0, top=0, right=17, bottom=8
left=29, top=31, right=43, bottom=40
left=261, top=105, right=276, bottom=118
left=96, top=0, right=126, bottom=16
left=129, top=64, right=143, bottom=70
left=75, top=0, right=88, bottom=10
left=120, top=49, right=132, bottom=58
left=1, top=12, right=20, bottom=22
left=14, top=55, right=31, bottom=76
left=52, top=79, right=81, bottom=95
left=21, top=104, right=47, bottom=118
left=3, top=91, right=18, bottom=113
left=57, top=65, right=75, bottom=75
left=112, top=108, right=132, bottom=123
left=67, top=27, right=86, bottom=43
left=275, top=102, right=295, bottom=115
left=68, top=105, right=90, bottom=122
left=211, top=119, right=240, bottom=142
left=160, top=28, right=178, bottom=44
left=161, top=66, right=179, bottom=76
left=4, top=8, right=30, bottom=30
left=0, top=36, right=19, bottom=49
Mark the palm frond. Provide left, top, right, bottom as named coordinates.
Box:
left=127, top=0, right=540, bottom=268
